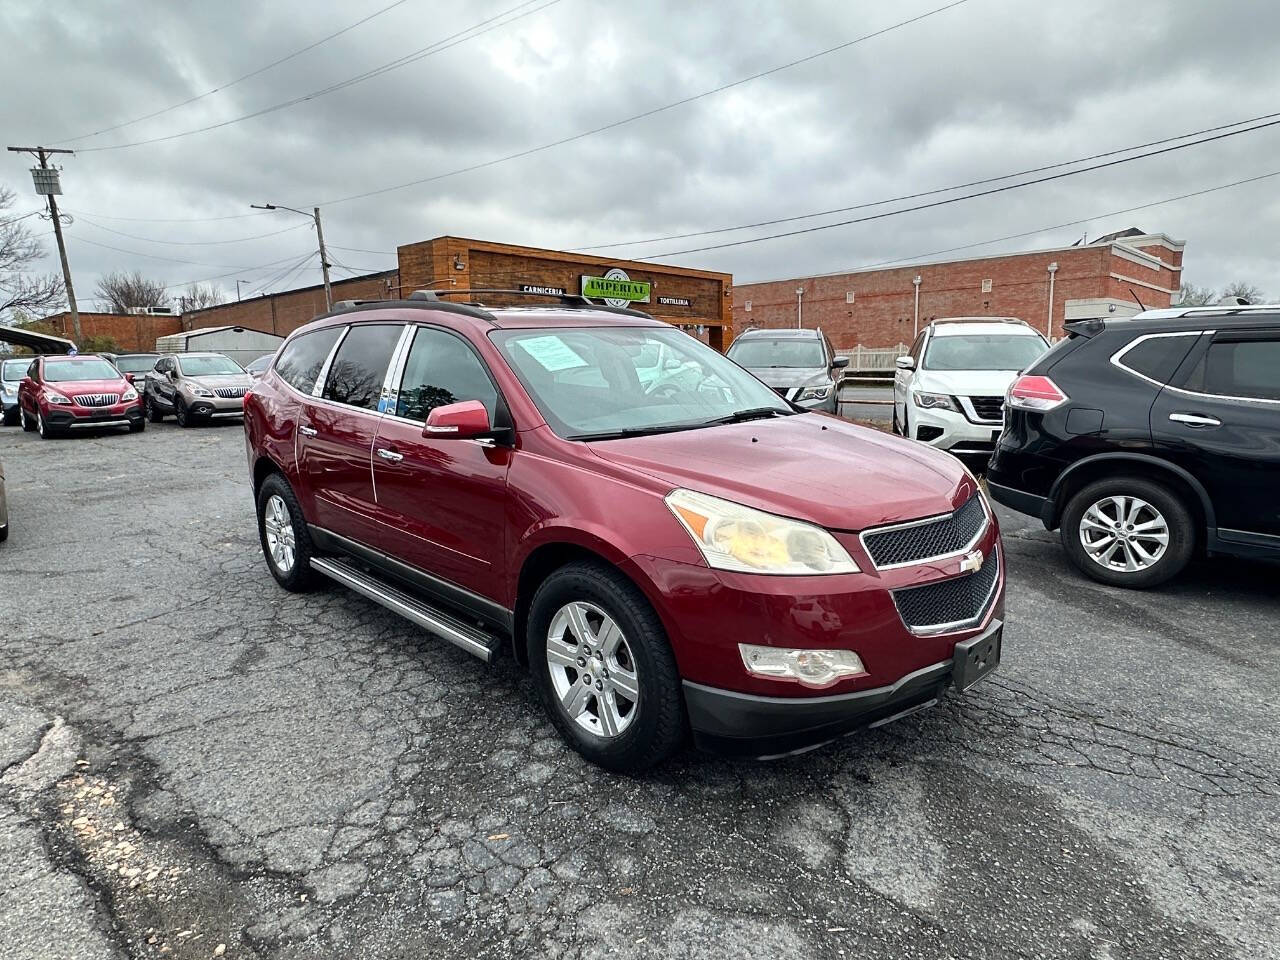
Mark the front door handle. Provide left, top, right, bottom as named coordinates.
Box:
left=1168, top=412, right=1221, bottom=428
left=298, top=424, right=318, bottom=437
left=376, top=447, right=404, bottom=462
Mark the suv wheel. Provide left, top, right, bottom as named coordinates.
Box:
left=1061, top=477, right=1195, bottom=588
left=527, top=561, right=685, bottom=772
left=146, top=394, right=164, bottom=423
left=37, top=410, right=57, bottom=440
left=20, top=408, right=34, bottom=432
left=256, top=474, right=316, bottom=592
left=2, top=407, right=16, bottom=426
left=174, top=396, right=192, bottom=428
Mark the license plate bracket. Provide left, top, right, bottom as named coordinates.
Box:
left=952, top=622, right=1002, bottom=692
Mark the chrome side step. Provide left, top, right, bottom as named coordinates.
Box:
left=309, top=556, right=502, bottom=663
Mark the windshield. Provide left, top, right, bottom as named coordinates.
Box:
left=727, top=337, right=826, bottom=368
left=113, top=355, right=158, bottom=374
left=44, top=358, right=122, bottom=382
left=924, top=333, right=1047, bottom=372
left=178, top=355, right=245, bottom=377
left=246, top=355, right=271, bottom=372
left=2, top=359, right=29, bottom=381
left=494, top=326, right=792, bottom=440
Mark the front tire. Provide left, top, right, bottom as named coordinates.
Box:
left=37, top=410, right=57, bottom=440
left=129, top=418, right=145, bottom=433
left=1, top=407, right=16, bottom=427
left=20, top=408, right=34, bottom=432
left=527, top=561, right=685, bottom=772
left=174, top=396, right=192, bottom=428
left=1060, top=476, right=1194, bottom=589
left=256, top=473, right=316, bottom=592
left=146, top=394, right=164, bottom=423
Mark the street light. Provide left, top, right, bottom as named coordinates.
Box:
left=1046, top=262, right=1059, bottom=340
left=912, top=275, right=922, bottom=338
left=250, top=203, right=332, bottom=309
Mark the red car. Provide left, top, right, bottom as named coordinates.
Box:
left=244, top=293, right=1004, bottom=770
left=17, top=354, right=145, bottom=439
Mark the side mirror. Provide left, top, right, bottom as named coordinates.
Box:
left=424, top=400, right=491, bottom=439
left=832, top=356, right=850, bottom=369
left=895, top=356, right=915, bottom=370
left=124, top=372, right=136, bottom=383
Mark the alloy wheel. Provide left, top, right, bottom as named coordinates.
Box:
left=262, top=494, right=296, bottom=573
left=545, top=601, right=640, bottom=739
left=1078, top=495, right=1170, bottom=573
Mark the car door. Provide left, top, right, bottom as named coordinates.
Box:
left=295, top=322, right=405, bottom=548
left=370, top=324, right=511, bottom=605
left=1151, top=327, right=1280, bottom=538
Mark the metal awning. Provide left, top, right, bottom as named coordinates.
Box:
left=0, top=324, right=75, bottom=354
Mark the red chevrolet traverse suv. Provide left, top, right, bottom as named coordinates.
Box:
left=244, top=291, right=1005, bottom=770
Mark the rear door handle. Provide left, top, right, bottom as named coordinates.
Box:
left=1168, top=412, right=1221, bottom=427
left=298, top=425, right=318, bottom=437
left=376, top=447, right=403, bottom=462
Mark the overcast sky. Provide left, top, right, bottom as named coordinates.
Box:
left=2, top=0, right=1278, bottom=310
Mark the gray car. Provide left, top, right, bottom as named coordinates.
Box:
left=725, top=327, right=847, bottom=414
left=1, top=357, right=31, bottom=426
left=144, top=352, right=252, bottom=427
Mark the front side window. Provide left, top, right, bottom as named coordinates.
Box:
left=1184, top=337, right=1280, bottom=401
left=276, top=327, right=343, bottom=395
left=727, top=337, right=825, bottom=368
left=42, top=358, right=120, bottom=382
left=322, top=324, right=402, bottom=410
left=396, top=328, right=497, bottom=422
left=177, top=355, right=245, bottom=377
left=495, top=325, right=790, bottom=440
left=923, top=333, right=1047, bottom=372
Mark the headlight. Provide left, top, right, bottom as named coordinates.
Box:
left=796, top=383, right=831, bottom=402
left=121, top=387, right=138, bottom=402
left=188, top=385, right=214, bottom=398
left=740, top=644, right=866, bottom=688
left=913, top=391, right=959, bottom=412
left=665, top=488, right=859, bottom=575
left=45, top=391, right=71, bottom=405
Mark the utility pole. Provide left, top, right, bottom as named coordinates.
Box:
left=251, top=203, right=332, bottom=309
left=8, top=146, right=81, bottom=344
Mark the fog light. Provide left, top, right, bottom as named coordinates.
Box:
left=739, top=644, right=866, bottom=688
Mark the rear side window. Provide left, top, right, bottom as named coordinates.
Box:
left=322, top=324, right=403, bottom=410
left=395, top=327, right=498, bottom=421
left=1183, top=337, right=1280, bottom=401
left=1116, top=334, right=1198, bottom=383
left=276, top=327, right=343, bottom=395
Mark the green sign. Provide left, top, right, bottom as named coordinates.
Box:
left=581, top=273, right=651, bottom=304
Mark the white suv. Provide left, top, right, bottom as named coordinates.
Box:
left=892, top=318, right=1048, bottom=459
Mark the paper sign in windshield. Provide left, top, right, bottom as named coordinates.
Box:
left=516, top=335, right=588, bottom=372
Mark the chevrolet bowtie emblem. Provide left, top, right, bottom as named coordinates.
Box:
left=959, top=550, right=985, bottom=574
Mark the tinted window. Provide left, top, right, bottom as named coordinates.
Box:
left=276, top=327, right=343, bottom=395
left=923, top=333, right=1047, bottom=371
left=322, top=324, right=402, bottom=410
left=1184, top=338, right=1280, bottom=401
left=1119, top=335, right=1197, bottom=383
left=396, top=328, right=498, bottom=422
left=727, top=338, right=825, bottom=368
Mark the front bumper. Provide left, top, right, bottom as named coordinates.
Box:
left=185, top=394, right=246, bottom=418
left=909, top=404, right=1003, bottom=455
left=685, top=619, right=1003, bottom=757
left=45, top=402, right=143, bottom=429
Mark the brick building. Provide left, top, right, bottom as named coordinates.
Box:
left=733, top=230, right=1185, bottom=350
left=43, top=311, right=183, bottom=352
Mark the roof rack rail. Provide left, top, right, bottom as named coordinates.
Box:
left=323, top=297, right=497, bottom=324
left=411, top=288, right=653, bottom=320
left=1131, top=302, right=1280, bottom=320
left=930, top=316, right=1028, bottom=325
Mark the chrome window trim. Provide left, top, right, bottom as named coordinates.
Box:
left=311, top=325, right=351, bottom=398
left=1112, top=328, right=1280, bottom=405
left=859, top=491, right=990, bottom=571
left=1109, top=330, right=1206, bottom=390
left=893, top=545, right=1001, bottom=637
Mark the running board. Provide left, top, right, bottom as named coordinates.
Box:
left=309, top=556, right=502, bottom=663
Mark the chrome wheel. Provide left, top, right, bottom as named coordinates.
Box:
left=545, top=601, right=639, bottom=739
left=1078, top=495, right=1169, bottom=573
left=262, top=494, right=297, bottom=573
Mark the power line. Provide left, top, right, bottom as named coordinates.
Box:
left=64, top=207, right=271, bottom=224
left=637, top=115, right=1280, bottom=260
left=51, top=0, right=416, bottom=146
left=75, top=0, right=560, bottom=153
left=310, top=0, right=972, bottom=206
left=162, top=251, right=320, bottom=290
left=75, top=216, right=312, bottom=246
left=67, top=233, right=291, bottom=269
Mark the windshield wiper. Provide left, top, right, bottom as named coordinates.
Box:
left=570, top=423, right=704, bottom=442
left=705, top=406, right=790, bottom=426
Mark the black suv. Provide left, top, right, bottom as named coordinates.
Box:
left=988, top=304, right=1280, bottom=587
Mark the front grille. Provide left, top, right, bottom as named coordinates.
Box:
left=71, top=393, right=118, bottom=407
left=861, top=494, right=987, bottom=568
left=893, top=547, right=999, bottom=633
left=969, top=395, right=1004, bottom=421
left=213, top=386, right=247, bottom=399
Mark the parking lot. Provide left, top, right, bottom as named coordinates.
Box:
left=2, top=421, right=1278, bottom=960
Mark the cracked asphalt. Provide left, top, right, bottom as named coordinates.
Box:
left=1, top=420, right=1277, bottom=959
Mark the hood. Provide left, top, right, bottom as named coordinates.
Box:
left=189, top=373, right=251, bottom=388
left=741, top=365, right=831, bottom=390
left=587, top=415, right=972, bottom=531
left=914, top=368, right=1021, bottom=396
left=45, top=378, right=130, bottom=397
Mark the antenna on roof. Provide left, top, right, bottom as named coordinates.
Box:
left=1128, top=287, right=1146, bottom=311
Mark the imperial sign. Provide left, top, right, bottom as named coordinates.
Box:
left=581, top=268, right=651, bottom=308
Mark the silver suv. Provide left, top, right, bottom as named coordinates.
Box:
left=725, top=328, right=847, bottom=414
left=144, top=352, right=252, bottom=427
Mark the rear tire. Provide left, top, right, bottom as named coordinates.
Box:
left=1060, top=476, right=1194, bottom=589
left=527, top=561, right=685, bottom=772
left=1, top=407, right=16, bottom=427
left=256, top=473, right=317, bottom=592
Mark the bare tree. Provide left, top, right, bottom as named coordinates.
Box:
left=0, top=185, right=66, bottom=321
left=1174, top=282, right=1215, bottom=307
left=95, top=270, right=170, bottom=314
left=175, top=283, right=225, bottom=314
left=1220, top=281, right=1265, bottom=304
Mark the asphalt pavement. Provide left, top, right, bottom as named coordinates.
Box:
left=1, top=419, right=1277, bottom=960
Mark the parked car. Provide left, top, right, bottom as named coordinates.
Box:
left=1, top=357, right=29, bottom=425
left=245, top=293, right=1005, bottom=771
left=892, top=318, right=1049, bottom=462
left=145, top=352, right=252, bottom=426
left=0, top=459, right=7, bottom=543
left=245, top=355, right=273, bottom=380
left=111, top=352, right=160, bottom=389
left=17, top=354, right=144, bottom=439
left=988, top=303, right=1280, bottom=588
left=725, top=327, right=847, bottom=414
